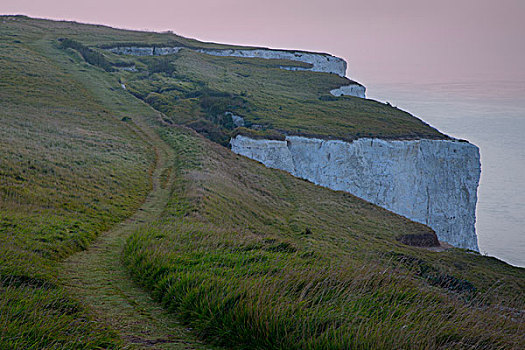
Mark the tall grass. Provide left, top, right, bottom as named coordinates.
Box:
left=0, top=279, right=120, bottom=349
left=124, top=224, right=523, bottom=349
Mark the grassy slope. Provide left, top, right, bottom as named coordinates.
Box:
left=0, top=15, right=523, bottom=349
left=0, top=16, right=154, bottom=348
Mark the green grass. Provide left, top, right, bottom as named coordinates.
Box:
left=0, top=17, right=153, bottom=348
left=0, top=15, right=523, bottom=349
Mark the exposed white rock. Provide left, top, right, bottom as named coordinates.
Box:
left=225, top=112, right=245, bottom=127
left=107, top=46, right=181, bottom=56
left=195, top=48, right=347, bottom=77
left=106, top=46, right=346, bottom=76
left=330, top=84, right=366, bottom=98
left=230, top=135, right=481, bottom=251
left=108, top=47, right=155, bottom=56
left=121, top=65, right=137, bottom=72
left=153, top=47, right=182, bottom=55
left=106, top=46, right=369, bottom=97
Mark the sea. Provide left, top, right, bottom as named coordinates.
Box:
left=368, top=81, right=525, bottom=267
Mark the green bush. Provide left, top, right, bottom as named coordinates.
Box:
left=147, top=56, right=175, bottom=74
left=59, top=38, right=114, bottom=72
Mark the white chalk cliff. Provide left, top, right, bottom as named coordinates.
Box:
left=230, top=135, right=481, bottom=251
left=108, top=46, right=346, bottom=76
left=107, top=46, right=366, bottom=97
left=108, top=46, right=182, bottom=56
left=194, top=48, right=347, bottom=76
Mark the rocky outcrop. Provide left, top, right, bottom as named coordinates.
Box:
left=330, top=84, right=366, bottom=98
left=230, top=135, right=481, bottom=251
left=225, top=112, right=245, bottom=127
left=397, top=232, right=440, bottom=247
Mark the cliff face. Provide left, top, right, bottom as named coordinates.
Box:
left=107, top=46, right=347, bottom=76
left=109, top=44, right=478, bottom=248
left=107, top=46, right=369, bottom=97
left=108, top=46, right=181, bottom=56
left=195, top=48, right=347, bottom=76
left=231, top=135, right=481, bottom=251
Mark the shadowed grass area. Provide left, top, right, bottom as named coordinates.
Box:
left=123, top=128, right=524, bottom=349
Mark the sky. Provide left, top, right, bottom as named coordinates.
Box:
left=2, top=0, right=524, bottom=85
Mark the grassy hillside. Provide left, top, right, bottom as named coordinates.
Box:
left=0, top=16, right=154, bottom=348
left=0, top=15, right=523, bottom=349
left=120, top=49, right=447, bottom=145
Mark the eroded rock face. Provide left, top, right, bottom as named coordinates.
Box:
left=230, top=135, right=481, bottom=251
left=330, top=84, right=366, bottom=98
left=195, top=49, right=347, bottom=77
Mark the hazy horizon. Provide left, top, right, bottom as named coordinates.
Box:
left=2, top=0, right=525, bottom=85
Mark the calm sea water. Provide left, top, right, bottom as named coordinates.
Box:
left=367, top=81, right=525, bottom=267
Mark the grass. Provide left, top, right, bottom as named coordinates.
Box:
left=0, top=15, right=523, bottom=349
left=0, top=17, right=153, bottom=348
left=60, top=112, right=216, bottom=349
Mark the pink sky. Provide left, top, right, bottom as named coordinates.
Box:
left=2, top=0, right=524, bottom=85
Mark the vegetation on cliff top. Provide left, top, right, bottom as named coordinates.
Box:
left=117, top=48, right=447, bottom=144
left=6, top=16, right=446, bottom=143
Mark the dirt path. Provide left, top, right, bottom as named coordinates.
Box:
left=60, top=115, right=213, bottom=349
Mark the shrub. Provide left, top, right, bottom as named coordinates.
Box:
left=147, top=57, right=175, bottom=75
left=59, top=38, right=114, bottom=72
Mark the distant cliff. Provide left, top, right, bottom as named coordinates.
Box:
left=107, top=46, right=366, bottom=97
left=231, top=135, right=481, bottom=251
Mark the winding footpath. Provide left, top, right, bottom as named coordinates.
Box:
left=60, top=115, right=214, bottom=349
